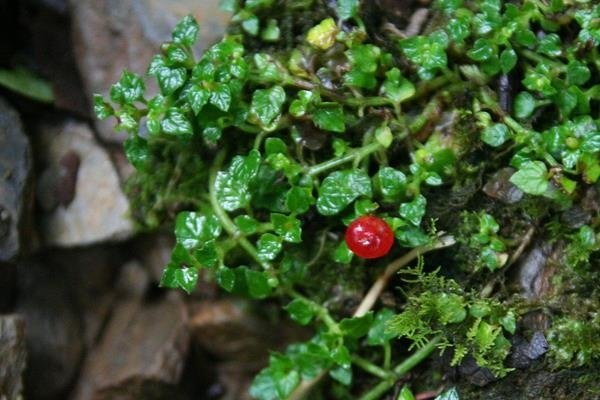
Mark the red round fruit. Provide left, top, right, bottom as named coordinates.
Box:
left=345, top=215, right=394, bottom=259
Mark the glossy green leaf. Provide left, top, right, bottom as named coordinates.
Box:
left=110, top=70, right=145, bottom=105
left=499, top=48, right=517, bottom=74
left=148, top=56, right=187, bottom=95
left=261, top=19, right=281, bottom=42
left=234, top=215, right=260, bottom=234
left=215, top=150, right=262, bottom=211
left=395, top=225, right=430, bottom=247
left=340, top=312, right=374, bottom=338
left=567, top=61, right=591, bottom=86
left=124, top=136, right=150, bottom=171
left=285, top=186, right=313, bottom=214
left=172, top=15, right=200, bottom=46
left=175, top=211, right=221, bottom=250
left=381, top=68, right=415, bottom=103
left=193, top=240, right=218, bottom=268
left=334, top=241, right=354, bottom=263
left=285, top=298, right=316, bottom=325
left=257, top=233, right=283, bottom=261
left=210, top=83, right=232, bottom=112
left=313, top=105, right=345, bottom=132
left=500, top=311, right=516, bottom=334
left=160, top=264, right=198, bottom=294
left=244, top=268, right=273, bottom=298
left=374, top=167, right=407, bottom=203
left=317, top=169, right=372, bottom=215
left=400, top=33, right=448, bottom=73
left=399, top=195, right=427, bottom=226
left=513, top=91, right=536, bottom=119
left=217, top=267, right=236, bottom=291
left=161, top=108, right=193, bottom=136
left=481, top=123, right=510, bottom=147
left=367, top=308, right=396, bottom=346
left=509, top=161, right=549, bottom=195
left=251, top=86, right=286, bottom=126
left=187, top=84, right=210, bottom=114
left=467, top=38, right=495, bottom=61
left=93, top=94, right=113, bottom=119
left=271, top=213, right=302, bottom=243
left=537, top=33, right=562, bottom=57
left=337, top=0, right=359, bottom=20
left=330, top=364, right=352, bottom=385
left=437, top=293, right=467, bottom=324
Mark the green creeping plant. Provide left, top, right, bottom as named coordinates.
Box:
left=98, top=1, right=600, bottom=399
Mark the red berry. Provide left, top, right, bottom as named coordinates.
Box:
left=345, top=215, right=394, bottom=259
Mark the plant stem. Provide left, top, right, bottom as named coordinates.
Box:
left=288, top=289, right=341, bottom=334
left=209, top=150, right=271, bottom=270
left=306, top=142, right=382, bottom=177
left=352, top=355, right=395, bottom=380
left=353, top=235, right=456, bottom=318
left=408, top=97, right=440, bottom=134
left=358, top=336, right=442, bottom=400
left=287, top=235, right=455, bottom=400
left=383, top=341, right=392, bottom=370
left=519, top=49, right=567, bottom=73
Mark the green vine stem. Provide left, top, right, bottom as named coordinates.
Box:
left=306, top=142, right=383, bottom=177
left=352, top=355, right=395, bottom=380
left=287, top=235, right=456, bottom=400
left=209, top=150, right=272, bottom=270
left=358, top=335, right=442, bottom=400
left=353, top=234, right=456, bottom=317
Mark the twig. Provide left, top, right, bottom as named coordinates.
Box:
left=480, top=225, right=536, bottom=298
left=354, top=234, right=456, bottom=317
left=287, top=235, right=456, bottom=399
left=507, top=225, right=536, bottom=267
left=404, top=8, right=430, bottom=37
left=358, top=336, right=442, bottom=400
left=416, top=389, right=443, bottom=400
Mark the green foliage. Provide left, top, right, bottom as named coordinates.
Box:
left=98, top=1, right=600, bottom=398
left=0, top=67, right=54, bottom=103
left=547, top=315, right=600, bottom=368
left=458, top=212, right=508, bottom=272
left=387, top=266, right=515, bottom=377
left=316, top=169, right=372, bottom=216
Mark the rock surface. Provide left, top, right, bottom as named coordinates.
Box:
left=483, top=167, right=523, bottom=204
left=0, top=315, right=27, bottom=400
left=36, top=120, right=133, bottom=246
left=0, top=97, right=32, bottom=262
left=72, top=294, right=189, bottom=400
left=16, top=260, right=84, bottom=400
left=69, top=0, right=231, bottom=142
left=189, top=299, right=310, bottom=400
left=515, top=242, right=554, bottom=299
left=55, top=246, right=121, bottom=348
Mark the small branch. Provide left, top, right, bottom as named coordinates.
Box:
left=507, top=225, right=536, bottom=267
left=288, top=372, right=327, bottom=400
left=352, top=355, right=395, bottom=380
left=305, top=142, right=382, bottom=177
left=416, top=389, right=443, bottom=400
left=209, top=150, right=271, bottom=270
left=288, top=289, right=340, bottom=334
left=287, top=235, right=455, bottom=400
left=354, top=235, right=456, bottom=318
left=358, top=336, right=442, bottom=400
left=480, top=225, right=536, bottom=298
